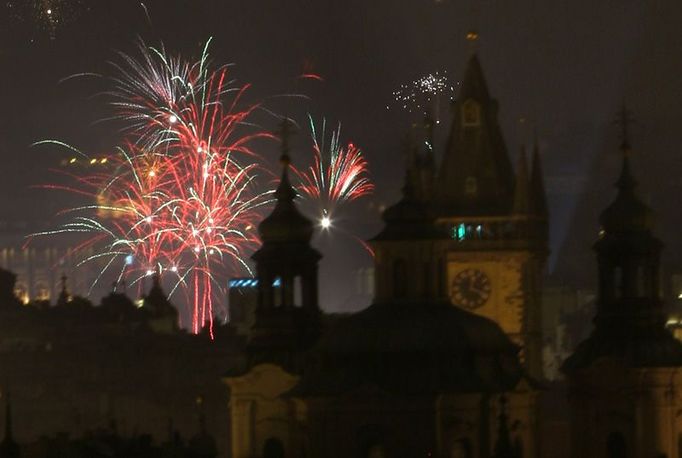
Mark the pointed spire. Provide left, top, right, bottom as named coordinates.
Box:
left=493, top=395, right=515, bottom=458
left=459, top=53, right=492, bottom=103
left=56, top=274, right=69, bottom=306
left=512, top=146, right=530, bottom=214
left=257, top=118, right=314, bottom=244
left=599, top=107, right=653, bottom=234
left=274, top=118, right=297, bottom=204
left=615, top=105, right=637, bottom=194
left=530, top=138, right=548, bottom=218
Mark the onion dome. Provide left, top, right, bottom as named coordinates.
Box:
left=599, top=153, right=653, bottom=234
left=258, top=121, right=314, bottom=244
left=373, top=171, right=445, bottom=241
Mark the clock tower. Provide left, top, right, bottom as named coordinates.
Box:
left=433, top=53, right=549, bottom=378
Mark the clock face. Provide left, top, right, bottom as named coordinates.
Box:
left=450, top=269, right=492, bottom=310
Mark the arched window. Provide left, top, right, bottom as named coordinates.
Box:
left=606, top=431, right=627, bottom=458
left=263, top=437, right=285, bottom=458
left=465, top=177, right=478, bottom=196
left=294, top=275, right=303, bottom=307
left=635, top=266, right=646, bottom=297
left=461, top=99, right=481, bottom=127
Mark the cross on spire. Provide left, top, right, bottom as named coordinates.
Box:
left=277, top=117, right=294, bottom=165
left=615, top=104, right=635, bottom=155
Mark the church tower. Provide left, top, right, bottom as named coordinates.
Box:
left=224, top=120, right=321, bottom=458
left=434, top=50, right=548, bottom=378
left=563, top=110, right=682, bottom=458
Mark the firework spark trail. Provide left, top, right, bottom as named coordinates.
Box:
left=389, top=71, right=458, bottom=121
left=295, top=115, right=373, bottom=232
left=34, top=40, right=274, bottom=336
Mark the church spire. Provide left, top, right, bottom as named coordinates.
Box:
left=56, top=274, right=69, bottom=307
left=249, top=118, right=322, bottom=371
left=529, top=138, right=548, bottom=218
left=563, top=108, right=682, bottom=373
left=512, top=146, right=530, bottom=214
left=435, top=51, right=514, bottom=216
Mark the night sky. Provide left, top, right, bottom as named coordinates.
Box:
left=1, top=1, right=682, bottom=311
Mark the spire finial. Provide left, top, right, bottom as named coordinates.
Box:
left=466, top=29, right=479, bottom=53
left=616, top=104, right=634, bottom=155
left=277, top=117, right=293, bottom=166
left=57, top=273, right=70, bottom=306
left=613, top=106, right=637, bottom=192
left=273, top=117, right=297, bottom=203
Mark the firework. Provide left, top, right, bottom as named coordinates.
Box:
left=389, top=71, right=458, bottom=121
left=34, top=41, right=273, bottom=336
left=295, top=116, right=373, bottom=231
left=5, top=0, right=88, bottom=40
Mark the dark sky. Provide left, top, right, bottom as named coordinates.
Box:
left=1, top=0, right=682, bottom=310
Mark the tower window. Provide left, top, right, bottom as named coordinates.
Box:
left=453, top=223, right=467, bottom=241
left=461, top=99, right=481, bottom=126
left=465, top=177, right=478, bottom=195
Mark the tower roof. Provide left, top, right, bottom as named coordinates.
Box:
left=599, top=154, right=653, bottom=234
left=529, top=141, right=548, bottom=218
left=257, top=120, right=314, bottom=245
left=598, top=111, right=653, bottom=234
left=435, top=53, right=514, bottom=216
left=512, top=146, right=530, bottom=214
left=563, top=109, right=682, bottom=373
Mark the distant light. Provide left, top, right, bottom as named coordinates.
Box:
left=90, top=158, right=97, bottom=164
left=135, top=299, right=144, bottom=308
left=320, top=215, right=331, bottom=229
left=145, top=216, right=152, bottom=223
left=245, top=224, right=252, bottom=231
left=145, top=269, right=154, bottom=276
left=125, top=255, right=134, bottom=265
left=209, top=249, right=215, bottom=255
left=192, top=229, right=198, bottom=236
left=197, top=146, right=203, bottom=153
left=46, top=8, right=52, bottom=15
left=678, top=292, right=682, bottom=299
left=100, top=158, right=108, bottom=164
left=169, top=114, right=178, bottom=124
left=272, top=277, right=282, bottom=287
left=69, top=157, right=77, bottom=164
left=194, top=246, right=201, bottom=253
left=148, top=170, right=156, bottom=177
left=170, top=266, right=178, bottom=272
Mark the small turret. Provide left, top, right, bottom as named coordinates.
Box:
left=512, top=146, right=531, bottom=215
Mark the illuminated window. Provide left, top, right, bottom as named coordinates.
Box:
left=461, top=99, right=481, bottom=127
left=453, top=223, right=467, bottom=241
left=465, top=177, right=477, bottom=195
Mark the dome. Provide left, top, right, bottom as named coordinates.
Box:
left=258, top=167, right=314, bottom=244
left=291, top=300, right=523, bottom=396
left=599, top=156, right=653, bottom=234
